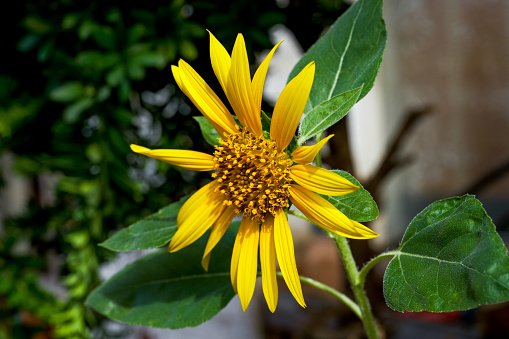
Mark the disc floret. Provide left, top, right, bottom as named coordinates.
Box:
left=212, top=128, right=292, bottom=221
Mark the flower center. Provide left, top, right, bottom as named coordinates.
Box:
left=212, top=128, right=292, bottom=222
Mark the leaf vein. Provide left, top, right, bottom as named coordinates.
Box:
left=398, top=252, right=509, bottom=290
left=400, top=198, right=472, bottom=248
left=114, top=272, right=231, bottom=291
left=326, top=1, right=364, bottom=101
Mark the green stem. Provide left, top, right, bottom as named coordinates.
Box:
left=288, top=152, right=380, bottom=338
left=276, top=272, right=362, bottom=320
left=358, top=251, right=398, bottom=286
left=287, top=210, right=311, bottom=223
left=331, top=234, right=379, bottom=339
left=314, top=132, right=323, bottom=168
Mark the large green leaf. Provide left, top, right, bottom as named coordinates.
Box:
left=298, top=86, right=362, bottom=144
left=383, top=195, right=509, bottom=312
left=289, top=0, right=386, bottom=112
left=322, top=170, right=378, bottom=222
left=100, top=196, right=188, bottom=252
left=86, top=223, right=239, bottom=328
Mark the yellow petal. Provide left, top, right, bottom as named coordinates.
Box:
left=271, top=62, right=315, bottom=151
left=130, top=144, right=215, bottom=171
left=201, top=249, right=212, bottom=273
left=252, top=41, right=283, bottom=114
left=201, top=206, right=236, bottom=271
left=171, top=65, right=190, bottom=98
left=177, top=60, right=238, bottom=137
left=236, top=217, right=260, bottom=311
left=260, top=216, right=278, bottom=313
left=226, top=34, right=262, bottom=136
left=169, top=181, right=224, bottom=252
left=273, top=210, right=306, bottom=308
left=230, top=227, right=242, bottom=293
left=208, top=30, right=231, bottom=95
left=289, top=184, right=379, bottom=239
left=291, top=134, right=334, bottom=164
left=290, top=165, right=359, bottom=196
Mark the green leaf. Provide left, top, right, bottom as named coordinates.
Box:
left=298, top=86, right=362, bottom=144
left=194, top=116, right=221, bottom=146
left=322, top=170, right=378, bottom=222
left=63, top=97, right=95, bottom=123
left=127, top=23, right=147, bottom=44
left=106, top=65, right=125, bottom=87
left=383, top=195, right=509, bottom=312
left=100, top=197, right=188, bottom=252
left=86, top=223, right=240, bottom=329
left=260, top=110, right=271, bottom=132
left=49, top=82, right=84, bottom=103
left=179, top=39, right=198, bottom=60
left=62, top=13, right=80, bottom=30
left=289, top=0, right=386, bottom=111
left=93, top=25, right=116, bottom=50
left=96, top=86, right=111, bottom=102
left=78, top=20, right=98, bottom=40
left=75, top=50, right=119, bottom=71
left=17, top=34, right=40, bottom=52
left=131, top=51, right=166, bottom=68
left=23, top=15, right=52, bottom=34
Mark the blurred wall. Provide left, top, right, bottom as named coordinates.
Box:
left=374, top=0, right=509, bottom=242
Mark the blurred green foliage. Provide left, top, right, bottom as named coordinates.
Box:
left=0, top=0, right=348, bottom=337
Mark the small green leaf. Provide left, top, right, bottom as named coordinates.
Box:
left=383, top=195, right=509, bottom=312
left=127, top=63, right=145, bottom=80
left=289, top=0, right=386, bottom=111
left=261, top=110, right=271, bottom=132
left=17, top=34, right=40, bottom=52
left=298, top=86, right=362, bottom=144
left=78, top=20, right=98, bottom=40
left=93, top=25, right=116, bottom=50
left=62, top=13, right=79, bottom=30
left=127, top=23, right=147, bottom=44
left=96, top=86, right=111, bottom=102
left=85, top=143, right=103, bottom=164
left=23, top=15, right=51, bottom=34
left=131, top=51, right=166, bottom=68
left=179, top=39, right=198, bottom=60
left=159, top=40, right=177, bottom=61
left=106, top=8, right=122, bottom=24
left=100, top=197, right=188, bottom=252
left=63, top=97, right=94, bottom=123
left=49, top=82, right=84, bottom=103
left=106, top=65, right=124, bottom=87
left=194, top=116, right=221, bottom=146
left=86, top=223, right=240, bottom=329
left=322, top=170, right=378, bottom=222
left=75, top=50, right=119, bottom=71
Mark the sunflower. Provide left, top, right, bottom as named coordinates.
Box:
left=130, top=31, right=378, bottom=313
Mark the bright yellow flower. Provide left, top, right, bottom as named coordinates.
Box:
left=130, top=31, right=379, bottom=313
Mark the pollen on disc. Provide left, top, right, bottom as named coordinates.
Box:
left=212, top=129, right=292, bottom=222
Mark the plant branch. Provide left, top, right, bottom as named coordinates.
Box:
left=364, top=106, right=431, bottom=196
left=287, top=210, right=311, bottom=223
left=276, top=272, right=362, bottom=320
left=358, top=251, right=398, bottom=285
left=331, top=233, right=379, bottom=339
